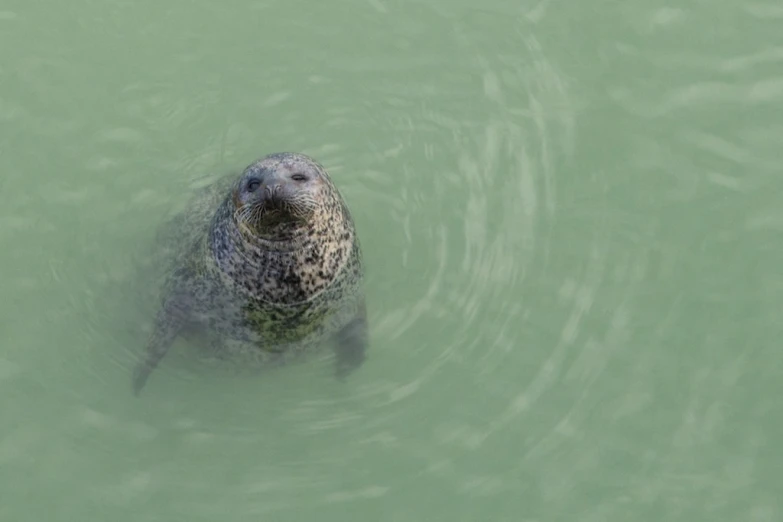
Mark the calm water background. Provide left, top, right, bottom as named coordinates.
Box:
left=1, top=0, right=782, bottom=520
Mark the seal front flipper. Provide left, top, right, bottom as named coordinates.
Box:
left=333, top=300, right=368, bottom=381
left=132, top=290, right=193, bottom=396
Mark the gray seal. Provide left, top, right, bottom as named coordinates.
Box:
left=131, top=152, right=368, bottom=394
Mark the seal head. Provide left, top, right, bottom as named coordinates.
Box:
left=232, top=153, right=325, bottom=242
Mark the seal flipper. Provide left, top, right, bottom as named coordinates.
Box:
left=131, top=291, right=193, bottom=395
left=332, top=300, right=368, bottom=381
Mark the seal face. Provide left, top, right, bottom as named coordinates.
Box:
left=132, top=152, right=367, bottom=394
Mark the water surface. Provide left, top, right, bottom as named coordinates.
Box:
left=1, top=0, right=781, bottom=520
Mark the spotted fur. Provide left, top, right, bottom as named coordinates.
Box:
left=131, top=152, right=367, bottom=394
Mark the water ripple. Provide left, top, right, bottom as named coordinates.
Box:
left=0, top=3, right=679, bottom=518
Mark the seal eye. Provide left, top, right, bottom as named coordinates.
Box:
left=246, top=179, right=261, bottom=192
left=291, top=173, right=308, bottom=182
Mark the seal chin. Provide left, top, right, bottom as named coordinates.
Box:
left=237, top=200, right=310, bottom=242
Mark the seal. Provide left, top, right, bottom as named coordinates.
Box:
left=131, top=152, right=368, bottom=395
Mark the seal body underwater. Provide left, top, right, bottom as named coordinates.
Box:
left=131, top=152, right=367, bottom=394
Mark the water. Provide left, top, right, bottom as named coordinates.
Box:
left=1, top=0, right=781, bottom=520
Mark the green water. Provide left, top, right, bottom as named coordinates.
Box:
left=1, top=0, right=781, bottom=520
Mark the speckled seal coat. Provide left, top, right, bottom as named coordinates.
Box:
left=132, top=152, right=367, bottom=395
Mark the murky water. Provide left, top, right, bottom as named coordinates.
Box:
left=1, top=1, right=781, bottom=520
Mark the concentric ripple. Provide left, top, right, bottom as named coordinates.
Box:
left=1, top=7, right=591, bottom=518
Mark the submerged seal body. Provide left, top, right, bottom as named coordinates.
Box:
left=131, top=152, right=367, bottom=394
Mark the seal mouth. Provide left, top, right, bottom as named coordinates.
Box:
left=256, top=196, right=311, bottom=225
left=255, top=209, right=304, bottom=235
left=234, top=198, right=312, bottom=243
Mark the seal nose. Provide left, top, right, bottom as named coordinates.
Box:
left=264, top=184, right=281, bottom=197
left=262, top=183, right=287, bottom=206
left=251, top=167, right=288, bottom=203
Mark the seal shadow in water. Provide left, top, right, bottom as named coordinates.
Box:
left=126, top=152, right=369, bottom=395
